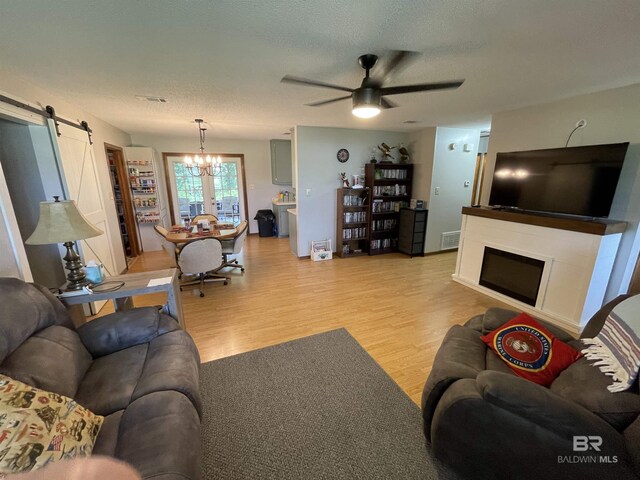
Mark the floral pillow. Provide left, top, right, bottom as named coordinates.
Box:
left=0, top=374, right=103, bottom=474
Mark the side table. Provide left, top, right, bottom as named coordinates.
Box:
left=60, top=268, right=184, bottom=328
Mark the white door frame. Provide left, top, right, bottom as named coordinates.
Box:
left=163, top=152, right=248, bottom=226
left=166, top=155, right=219, bottom=222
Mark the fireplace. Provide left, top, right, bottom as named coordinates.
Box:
left=479, top=247, right=545, bottom=306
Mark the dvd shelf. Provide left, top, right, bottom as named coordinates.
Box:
left=336, top=187, right=370, bottom=258
left=365, top=163, right=413, bottom=255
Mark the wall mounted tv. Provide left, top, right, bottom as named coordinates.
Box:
left=489, top=143, right=629, bottom=218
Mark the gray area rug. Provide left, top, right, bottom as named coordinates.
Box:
left=199, top=328, right=461, bottom=479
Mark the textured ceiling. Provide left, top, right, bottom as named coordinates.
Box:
left=1, top=0, right=639, bottom=140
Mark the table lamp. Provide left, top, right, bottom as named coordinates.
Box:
left=25, top=196, right=103, bottom=290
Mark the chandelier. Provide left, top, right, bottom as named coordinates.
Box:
left=183, top=119, right=222, bottom=176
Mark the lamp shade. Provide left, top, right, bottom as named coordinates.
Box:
left=25, top=198, right=103, bottom=245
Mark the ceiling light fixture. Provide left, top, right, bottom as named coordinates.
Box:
left=183, top=119, right=222, bottom=177
left=351, top=88, right=381, bottom=119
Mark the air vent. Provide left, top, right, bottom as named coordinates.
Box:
left=135, top=95, right=167, bottom=103
left=441, top=230, right=461, bottom=250
left=403, top=120, right=421, bottom=124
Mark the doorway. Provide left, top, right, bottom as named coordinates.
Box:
left=163, top=153, right=249, bottom=226
left=105, top=144, right=140, bottom=263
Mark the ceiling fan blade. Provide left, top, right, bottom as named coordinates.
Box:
left=380, top=97, right=397, bottom=109
left=377, top=50, right=420, bottom=83
left=305, top=95, right=352, bottom=107
left=281, top=75, right=354, bottom=93
left=380, top=80, right=465, bottom=96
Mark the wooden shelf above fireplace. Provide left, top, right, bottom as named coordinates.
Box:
left=461, top=206, right=626, bottom=236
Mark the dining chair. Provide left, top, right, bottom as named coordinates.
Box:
left=154, top=225, right=169, bottom=237
left=216, top=220, right=248, bottom=272
left=177, top=237, right=229, bottom=297
left=154, top=224, right=182, bottom=263
left=218, top=196, right=238, bottom=223
left=190, top=214, right=218, bottom=225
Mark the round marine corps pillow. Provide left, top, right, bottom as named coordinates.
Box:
left=480, top=312, right=582, bottom=386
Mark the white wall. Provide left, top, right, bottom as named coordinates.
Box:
left=129, top=134, right=283, bottom=234
left=295, top=126, right=409, bottom=257
left=481, top=82, right=640, bottom=301
left=425, top=127, right=480, bottom=252
left=0, top=69, right=131, bottom=275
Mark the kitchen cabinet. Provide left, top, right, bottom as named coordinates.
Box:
left=270, top=139, right=292, bottom=185
left=272, top=201, right=294, bottom=237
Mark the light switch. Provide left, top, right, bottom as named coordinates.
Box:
left=435, top=186, right=441, bottom=195
left=464, top=180, right=470, bottom=187
left=306, top=188, right=311, bottom=197
left=464, top=143, right=474, bottom=152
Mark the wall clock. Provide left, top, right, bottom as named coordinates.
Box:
left=337, top=148, right=350, bottom=163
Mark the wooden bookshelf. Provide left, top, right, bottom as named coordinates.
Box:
left=364, top=163, right=413, bottom=255
left=336, top=188, right=370, bottom=258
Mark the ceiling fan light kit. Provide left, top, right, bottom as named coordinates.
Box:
left=352, top=88, right=381, bottom=118
left=282, top=51, right=464, bottom=119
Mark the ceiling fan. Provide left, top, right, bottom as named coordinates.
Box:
left=281, top=51, right=464, bottom=119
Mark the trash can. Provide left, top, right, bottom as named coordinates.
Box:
left=254, top=209, right=275, bottom=237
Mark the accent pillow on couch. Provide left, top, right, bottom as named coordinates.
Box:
left=0, top=374, right=103, bottom=474
left=480, top=312, right=582, bottom=386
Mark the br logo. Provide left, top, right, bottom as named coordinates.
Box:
left=573, top=436, right=602, bottom=452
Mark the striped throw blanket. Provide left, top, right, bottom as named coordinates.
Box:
left=581, top=295, right=640, bottom=393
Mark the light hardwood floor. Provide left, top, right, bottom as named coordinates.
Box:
left=99, top=235, right=509, bottom=405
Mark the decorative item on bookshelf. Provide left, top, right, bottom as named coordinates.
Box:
left=340, top=172, right=350, bottom=188
left=369, top=148, right=378, bottom=164
left=377, top=143, right=394, bottom=163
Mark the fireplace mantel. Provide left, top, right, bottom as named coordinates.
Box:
left=461, top=206, right=626, bottom=236
left=453, top=208, right=626, bottom=335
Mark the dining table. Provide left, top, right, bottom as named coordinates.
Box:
left=165, top=224, right=239, bottom=244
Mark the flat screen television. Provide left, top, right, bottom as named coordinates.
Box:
left=489, top=143, right=629, bottom=218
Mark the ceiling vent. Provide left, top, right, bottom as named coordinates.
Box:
left=403, top=120, right=421, bottom=124
left=135, top=95, right=167, bottom=103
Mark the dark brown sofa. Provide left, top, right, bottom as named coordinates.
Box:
left=0, top=277, right=202, bottom=479
left=422, top=296, right=640, bottom=480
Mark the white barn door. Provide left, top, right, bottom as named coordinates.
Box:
left=48, top=120, right=117, bottom=281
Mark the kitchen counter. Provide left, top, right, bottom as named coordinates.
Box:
left=272, top=201, right=296, bottom=237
